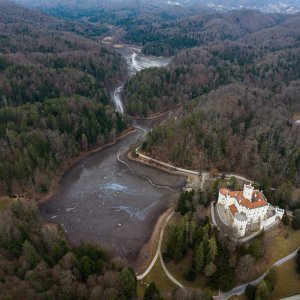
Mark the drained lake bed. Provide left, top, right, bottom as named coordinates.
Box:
left=40, top=128, right=185, bottom=261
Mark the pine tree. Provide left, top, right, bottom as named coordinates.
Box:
left=120, top=267, right=137, bottom=299
left=143, top=282, right=160, bottom=300
left=193, top=242, right=205, bottom=273
left=207, top=235, right=218, bottom=264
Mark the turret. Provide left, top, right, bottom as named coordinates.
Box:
left=233, top=213, right=247, bottom=237
left=243, top=183, right=254, bottom=201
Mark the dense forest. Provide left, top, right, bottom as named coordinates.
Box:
left=0, top=1, right=129, bottom=195
left=0, top=96, right=126, bottom=195
left=1, top=0, right=300, bottom=297
left=124, top=14, right=300, bottom=210
left=0, top=1, right=126, bottom=107
left=122, top=10, right=287, bottom=56
left=0, top=200, right=138, bottom=299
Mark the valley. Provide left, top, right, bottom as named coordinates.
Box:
left=0, top=0, right=299, bottom=299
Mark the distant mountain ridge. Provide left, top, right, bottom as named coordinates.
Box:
left=13, top=0, right=300, bottom=14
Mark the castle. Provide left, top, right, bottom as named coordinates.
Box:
left=217, top=183, right=284, bottom=237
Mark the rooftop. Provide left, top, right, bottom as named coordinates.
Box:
left=220, top=188, right=268, bottom=209
left=229, top=204, right=238, bottom=216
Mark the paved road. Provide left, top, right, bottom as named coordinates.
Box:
left=214, top=247, right=300, bottom=300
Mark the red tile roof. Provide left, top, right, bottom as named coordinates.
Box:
left=229, top=204, right=238, bottom=216
left=220, top=188, right=268, bottom=209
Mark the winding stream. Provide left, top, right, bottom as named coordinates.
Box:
left=40, top=45, right=183, bottom=262
left=112, top=46, right=171, bottom=113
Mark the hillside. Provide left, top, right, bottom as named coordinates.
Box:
left=123, top=10, right=287, bottom=56
left=124, top=13, right=300, bottom=210
left=0, top=0, right=128, bottom=195
left=0, top=0, right=126, bottom=107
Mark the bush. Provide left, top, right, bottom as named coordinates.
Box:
left=219, top=274, right=235, bottom=291
left=291, top=218, right=300, bottom=230
left=245, top=284, right=256, bottom=300
left=282, top=214, right=290, bottom=225
left=247, top=239, right=263, bottom=261
left=264, top=268, right=277, bottom=291
left=183, top=268, right=196, bottom=281
left=144, top=282, right=160, bottom=300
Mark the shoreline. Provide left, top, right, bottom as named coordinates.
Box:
left=38, top=127, right=136, bottom=205
left=128, top=151, right=189, bottom=176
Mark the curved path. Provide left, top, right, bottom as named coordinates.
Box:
left=214, top=247, right=300, bottom=300
left=137, top=209, right=186, bottom=290
left=135, top=148, right=255, bottom=184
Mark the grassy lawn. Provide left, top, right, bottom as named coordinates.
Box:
left=0, top=197, right=14, bottom=211
left=251, top=224, right=300, bottom=279
left=137, top=258, right=177, bottom=299
left=233, top=258, right=300, bottom=300
left=271, top=258, right=300, bottom=299
left=166, top=251, right=208, bottom=290
left=293, top=113, right=300, bottom=120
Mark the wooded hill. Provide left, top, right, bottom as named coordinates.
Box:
left=124, top=13, right=300, bottom=210
left=123, top=9, right=288, bottom=56
left=0, top=0, right=126, bottom=107
left=0, top=0, right=128, bottom=195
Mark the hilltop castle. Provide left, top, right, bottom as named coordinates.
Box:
left=217, top=183, right=284, bottom=237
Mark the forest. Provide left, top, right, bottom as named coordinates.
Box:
left=0, top=200, right=138, bottom=299
left=1, top=0, right=300, bottom=297
left=0, top=1, right=126, bottom=107
left=125, top=14, right=300, bottom=211
left=0, top=1, right=128, bottom=195
left=0, top=96, right=127, bottom=195
left=122, top=10, right=287, bottom=56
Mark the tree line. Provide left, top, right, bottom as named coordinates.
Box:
left=126, top=20, right=300, bottom=210
left=0, top=96, right=127, bottom=195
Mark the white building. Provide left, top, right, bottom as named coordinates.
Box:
left=217, top=183, right=284, bottom=237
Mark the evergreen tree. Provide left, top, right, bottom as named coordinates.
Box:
left=143, top=282, right=160, bottom=300
left=255, top=280, right=270, bottom=300
left=245, top=284, right=256, bottom=300
left=264, top=268, right=277, bottom=291
left=23, top=240, right=41, bottom=268
left=193, top=242, right=205, bottom=273
left=120, top=267, right=137, bottom=299
left=206, top=235, right=218, bottom=264
left=204, top=261, right=217, bottom=277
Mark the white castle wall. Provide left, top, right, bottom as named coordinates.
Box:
left=217, top=186, right=284, bottom=238
left=233, top=216, right=247, bottom=237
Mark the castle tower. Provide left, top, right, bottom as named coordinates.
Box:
left=233, top=213, right=247, bottom=237
left=243, top=183, right=254, bottom=201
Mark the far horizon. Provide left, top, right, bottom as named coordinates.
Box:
left=11, top=0, right=300, bottom=15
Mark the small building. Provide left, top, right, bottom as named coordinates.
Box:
left=217, top=183, right=284, bottom=237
